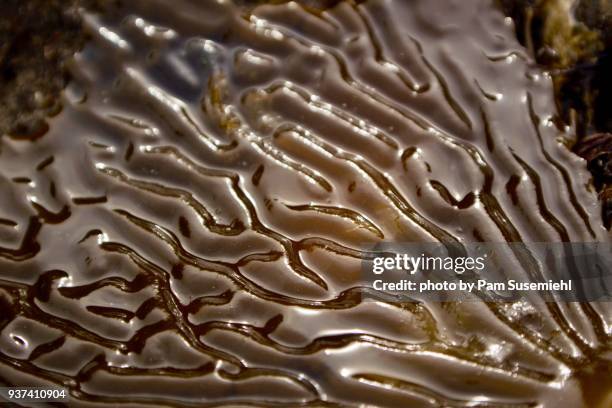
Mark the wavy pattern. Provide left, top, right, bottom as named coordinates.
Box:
left=0, top=0, right=609, bottom=407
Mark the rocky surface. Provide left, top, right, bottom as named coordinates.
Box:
left=0, top=0, right=119, bottom=138
left=0, top=0, right=83, bottom=137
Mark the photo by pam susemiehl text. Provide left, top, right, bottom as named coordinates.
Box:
left=372, top=278, right=573, bottom=293
left=361, top=242, right=611, bottom=302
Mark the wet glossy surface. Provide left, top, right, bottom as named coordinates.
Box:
left=0, top=0, right=610, bottom=406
